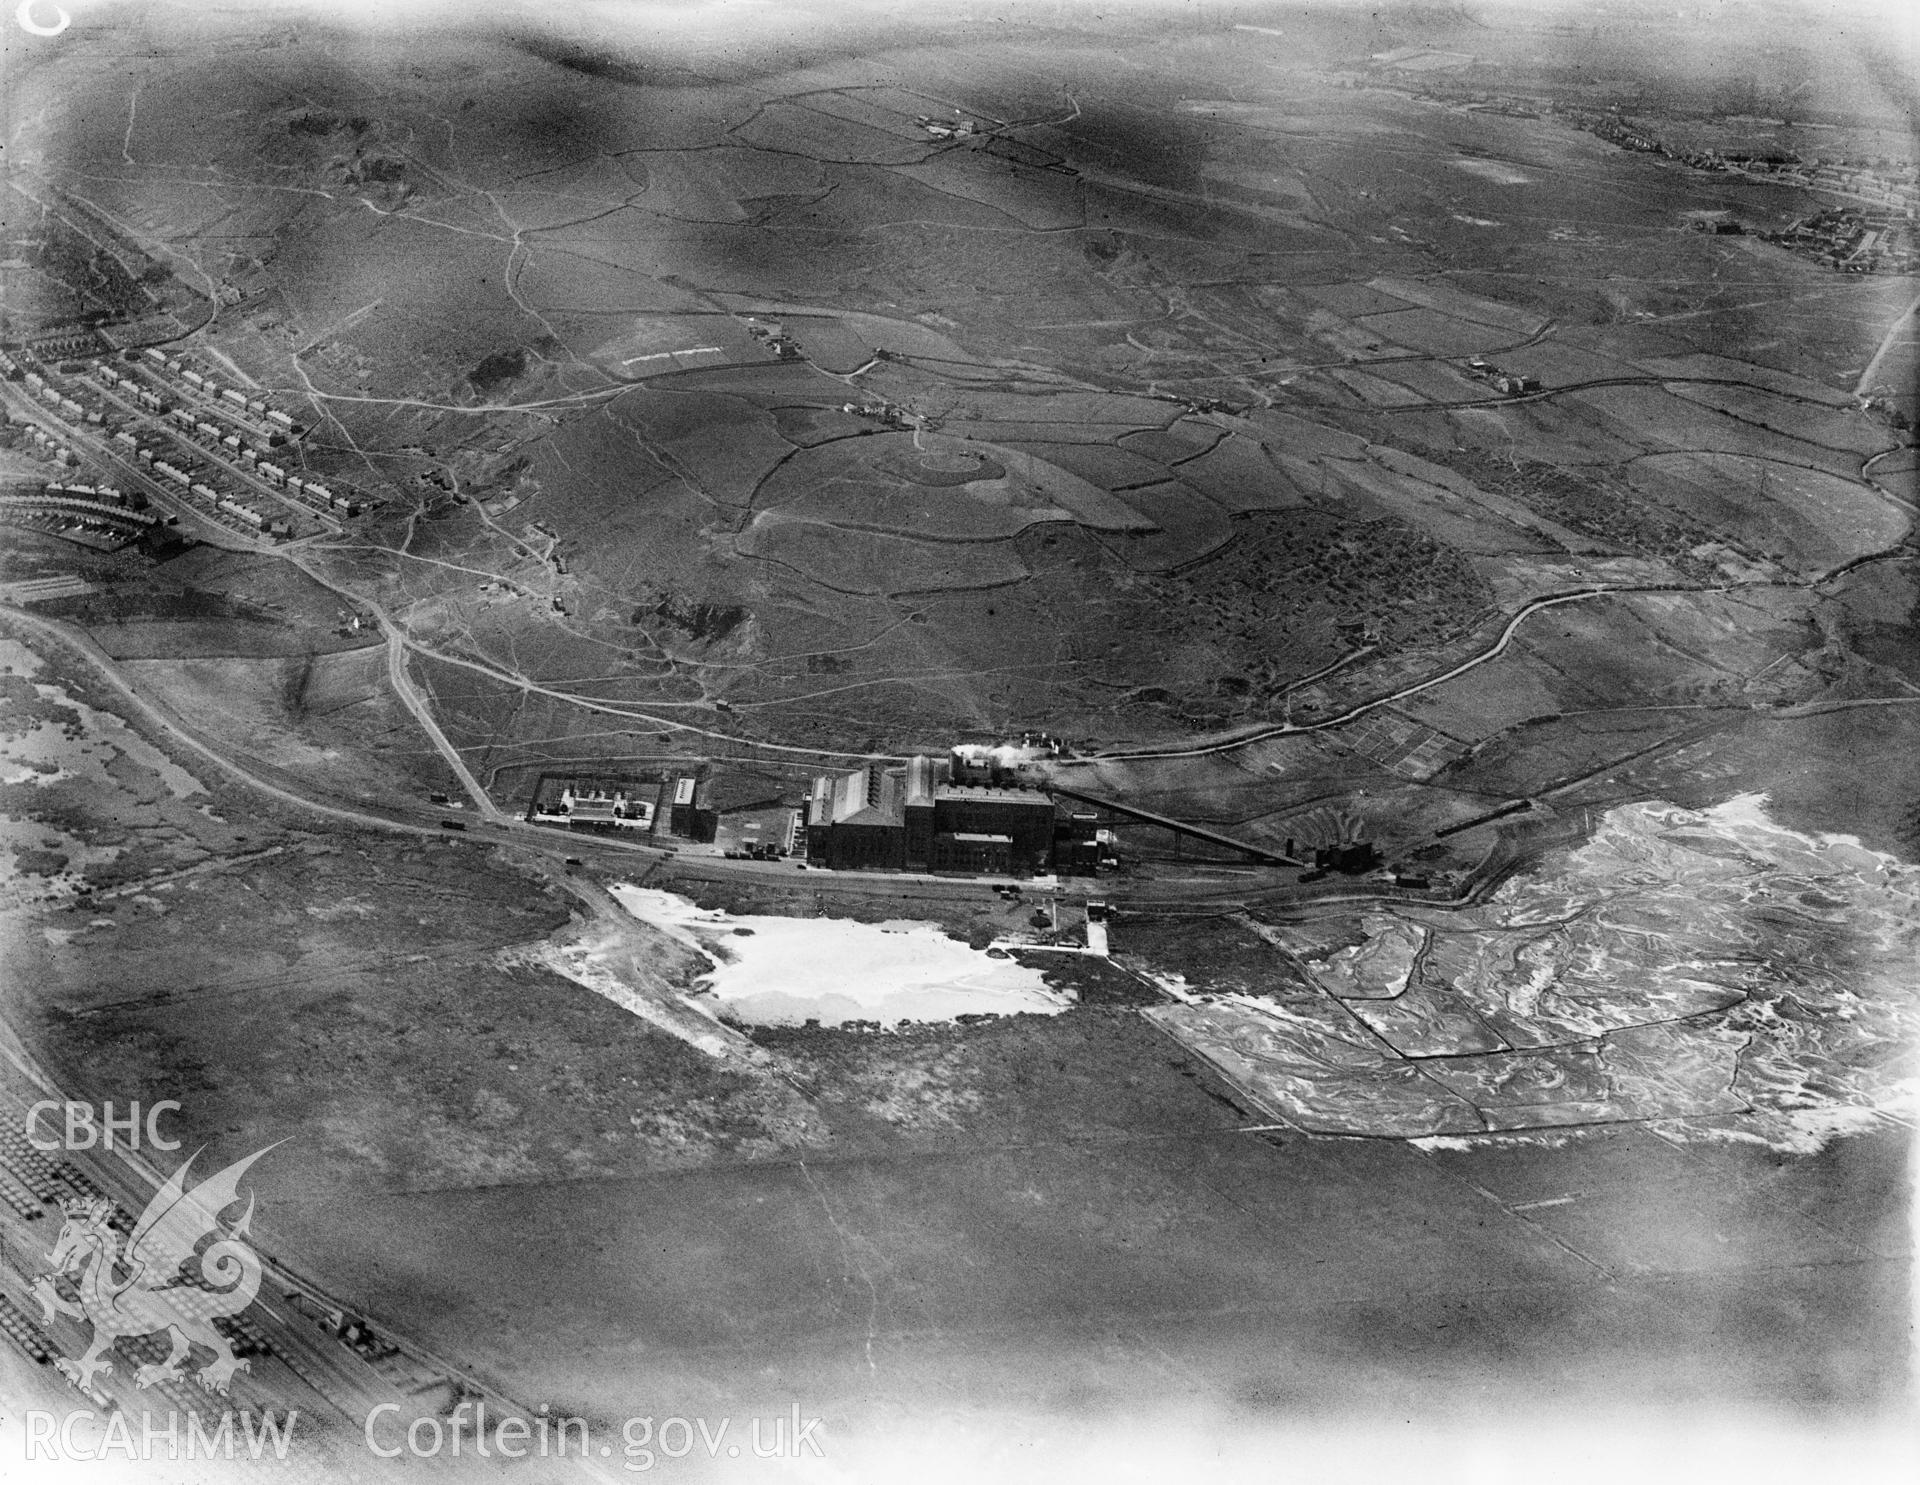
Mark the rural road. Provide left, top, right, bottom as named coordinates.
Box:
left=16, top=561, right=1919, bottom=918
left=0, top=604, right=453, bottom=838
left=1064, top=581, right=1718, bottom=764
left=1377, top=369, right=1889, bottom=420
left=0, top=604, right=1073, bottom=898
left=380, top=629, right=906, bottom=765
left=1853, top=287, right=1920, bottom=399
left=374, top=605, right=505, bottom=821
left=0, top=601, right=1426, bottom=917
left=1068, top=516, right=1917, bottom=771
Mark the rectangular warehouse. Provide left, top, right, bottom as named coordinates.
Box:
left=806, top=764, right=908, bottom=870
left=806, top=754, right=1058, bottom=874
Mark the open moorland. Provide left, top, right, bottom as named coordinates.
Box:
left=5, top=0, right=1912, bottom=802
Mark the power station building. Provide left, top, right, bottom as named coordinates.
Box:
left=805, top=764, right=914, bottom=870
left=806, top=752, right=1059, bottom=874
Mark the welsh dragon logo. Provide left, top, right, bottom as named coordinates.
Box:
left=32, top=1145, right=277, bottom=1396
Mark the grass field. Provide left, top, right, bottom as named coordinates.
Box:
left=738, top=518, right=1030, bottom=594
left=1629, top=451, right=1908, bottom=571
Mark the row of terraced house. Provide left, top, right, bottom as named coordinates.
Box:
left=8, top=345, right=384, bottom=538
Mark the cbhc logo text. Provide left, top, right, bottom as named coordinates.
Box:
left=27, top=1101, right=183, bottom=1152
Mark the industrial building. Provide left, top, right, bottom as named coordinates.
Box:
left=524, top=773, right=716, bottom=841
left=805, top=749, right=1064, bottom=875
left=805, top=764, right=913, bottom=870
left=932, top=783, right=1056, bottom=866
left=930, top=832, right=1013, bottom=874
left=1054, top=809, right=1107, bottom=875
left=528, top=780, right=656, bottom=831
left=666, top=776, right=718, bottom=842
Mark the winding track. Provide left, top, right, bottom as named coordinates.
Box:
left=1063, top=582, right=1734, bottom=764
left=9, top=353, right=1913, bottom=816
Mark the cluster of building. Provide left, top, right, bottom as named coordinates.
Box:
left=1565, top=111, right=1920, bottom=222
left=128, top=435, right=288, bottom=537
left=520, top=737, right=1112, bottom=879
left=1857, top=393, right=1913, bottom=432
left=1576, top=112, right=1663, bottom=154
left=1794, top=159, right=1918, bottom=213
left=115, top=354, right=365, bottom=515
left=841, top=400, right=919, bottom=427
left=530, top=784, right=654, bottom=831
left=915, top=115, right=976, bottom=140
left=1172, top=394, right=1242, bottom=416
left=130, top=348, right=302, bottom=435
left=1763, top=209, right=1917, bottom=275
left=22, top=325, right=104, bottom=362
left=1714, top=155, right=1919, bottom=215
left=17, top=367, right=102, bottom=430
left=527, top=774, right=718, bottom=842
left=1464, top=357, right=1541, bottom=396
left=1294, top=840, right=1382, bottom=883
left=1, top=405, right=78, bottom=468
left=0, top=479, right=156, bottom=550
left=0, top=342, right=372, bottom=541
left=805, top=744, right=1107, bottom=876
left=1566, top=110, right=1740, bottom=163
left=744, top=319, right=803, bottom=360
left=0, top=406, right=160, bottom=550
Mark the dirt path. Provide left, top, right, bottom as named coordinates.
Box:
left=1854, top=287, right=1920, bottom=399
left=377, top=609, right=504, bottom=820
left=1065, top=583, right=1695, bottom=764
